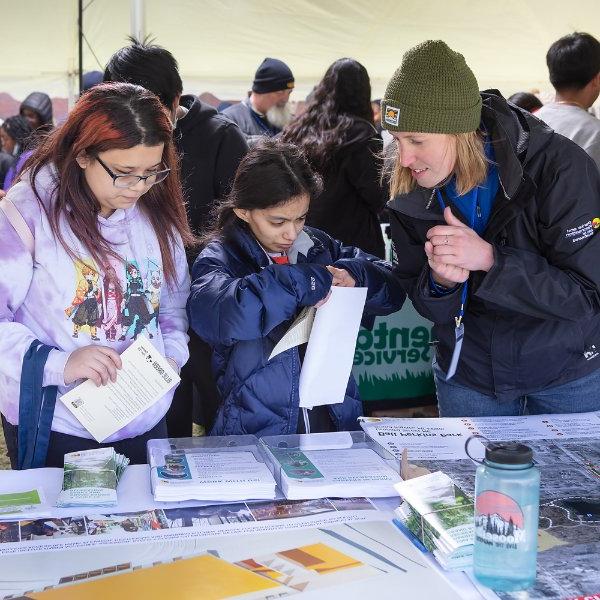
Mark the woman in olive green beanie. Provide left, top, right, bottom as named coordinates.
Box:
left=383, top=40, right=600, bottom=418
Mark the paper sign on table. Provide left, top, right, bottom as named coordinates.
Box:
left=299, top=286, right=367, bottom=409
left=60, top=337, right=180, bottom=442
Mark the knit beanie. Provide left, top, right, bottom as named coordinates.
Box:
left=381, top=40, right=481, bottom=134
left=252, top=58, right=295, bottom=94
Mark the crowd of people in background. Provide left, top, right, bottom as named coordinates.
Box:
left=2, top=30, right=600, bottom=467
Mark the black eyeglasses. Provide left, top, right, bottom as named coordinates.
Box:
left=95, top=155, right=171, bottom=189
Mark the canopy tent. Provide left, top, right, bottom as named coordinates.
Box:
left=3, top=0, right=600, bottom=116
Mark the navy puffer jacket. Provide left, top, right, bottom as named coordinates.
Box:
left=188, top=224, right=405, bottom=436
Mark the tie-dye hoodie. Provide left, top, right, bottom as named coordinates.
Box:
left=0, top=166, right=190, bottom=441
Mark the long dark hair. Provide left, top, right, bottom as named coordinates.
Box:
left=282, top=58, right=373, bottom=170
left=22, top=82, right=195, bottom=287
left=202, top=138, right=322, bottom=245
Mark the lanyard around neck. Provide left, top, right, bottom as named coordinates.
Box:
left=249, top=106, right=275, bottom=135
left=435, top=186, right=479, bottom=328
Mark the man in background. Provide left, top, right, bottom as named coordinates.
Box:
left=535, top=32, right=600, bottom=169
left=222, top=57, right=294, bottom=143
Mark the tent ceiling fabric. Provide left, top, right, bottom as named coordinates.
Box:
left=3, top=0, right=600, bottom=100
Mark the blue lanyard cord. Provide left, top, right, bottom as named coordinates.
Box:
left=435, top=187, right=479, bottom=328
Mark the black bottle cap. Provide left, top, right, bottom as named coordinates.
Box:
left=485, top=442, right=533, bottom=465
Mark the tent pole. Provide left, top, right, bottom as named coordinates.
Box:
left=130, top=0, right=146, bottom=42
left=78, top=0, right=83, bottom=95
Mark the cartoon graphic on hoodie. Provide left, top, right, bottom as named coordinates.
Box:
left=120, top=261, right=153, bottom=341
left=65, top=261, right=102, bottom=340
left=146, top=265, right=162, bottom=331
left=101, top=264, right=124, bottom=342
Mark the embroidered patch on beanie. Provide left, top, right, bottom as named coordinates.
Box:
left=384, top=106, right=400, bottom=127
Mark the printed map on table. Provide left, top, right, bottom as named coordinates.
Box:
left=361, top=413, right=600, bottom=600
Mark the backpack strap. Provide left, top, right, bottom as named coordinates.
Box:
left=18, top=340, right=58, bottom=470
left=0, top=198, right=35, bottom=258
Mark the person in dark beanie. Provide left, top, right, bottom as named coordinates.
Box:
left=222, top=57, right=294, bottom=143
left=0, top=115, right=33, bottom=188
left=105, top=38, right=248, bottom=437
left=383, top=40, right=600, bottom=417
left=535, top=32, right=600, bottom=169
left=19, top=92, right=53, bottom=133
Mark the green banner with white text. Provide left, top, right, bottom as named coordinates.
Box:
left=352, top=301, right=435, bottom=401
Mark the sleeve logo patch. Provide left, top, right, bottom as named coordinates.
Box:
left=565, top=219, right=599, bottom=243
left=384, top=106, right=400, bottom=127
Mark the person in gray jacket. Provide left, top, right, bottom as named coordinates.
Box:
left=222, top=57, right=294, bottom=144
left=535, top=32, right=600, bottom=170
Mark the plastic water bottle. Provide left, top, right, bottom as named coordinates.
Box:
left=469, top=439, right=540, bottom=591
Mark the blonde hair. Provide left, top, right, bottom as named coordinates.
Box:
left=388, top=131, right=488, bottom=197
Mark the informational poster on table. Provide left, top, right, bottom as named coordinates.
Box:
left=352, top=300, right=434, bottom=402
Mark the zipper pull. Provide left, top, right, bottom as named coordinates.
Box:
left=476, top=202, right=482, bottom=219
left=425, top=189, right=435, bottom=210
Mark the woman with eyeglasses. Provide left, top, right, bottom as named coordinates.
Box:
left=0, top=82, right=195, bottom=467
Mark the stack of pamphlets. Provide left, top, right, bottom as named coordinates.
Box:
left=261, top=432, right=401, bottom=500
left=394, top=471, right=474, bottom=570
left=148, top=437, right=277, bottom=502
left=56, top=447, right=129, bottom=508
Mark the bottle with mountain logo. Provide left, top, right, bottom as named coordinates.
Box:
left=467, top=438, right=540, bottom=591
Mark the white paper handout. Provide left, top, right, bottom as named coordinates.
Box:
left=60, top=337, right=180, bottom=442
left=299, top=286, right=368, bottom=409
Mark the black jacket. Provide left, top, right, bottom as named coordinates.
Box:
left=175, top=96, right=248, bottom=241
left=19, top=92, right=53, bottom=131
left=306, top=117, right=387, bottom=258
left=189, top=224, right=404, bottom=436
left=388, top=91, right=600, bottom=400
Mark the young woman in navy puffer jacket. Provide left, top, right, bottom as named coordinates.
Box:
left=187, top=139, right=405, bottom=437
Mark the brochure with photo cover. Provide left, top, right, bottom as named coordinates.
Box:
left=56, top=447, right=129, bottom=508
left=260, top=431, right=401, bottom=500
left=147, top=436, right=277, bottom=502
left=394, top=471, right=474, bottom=570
